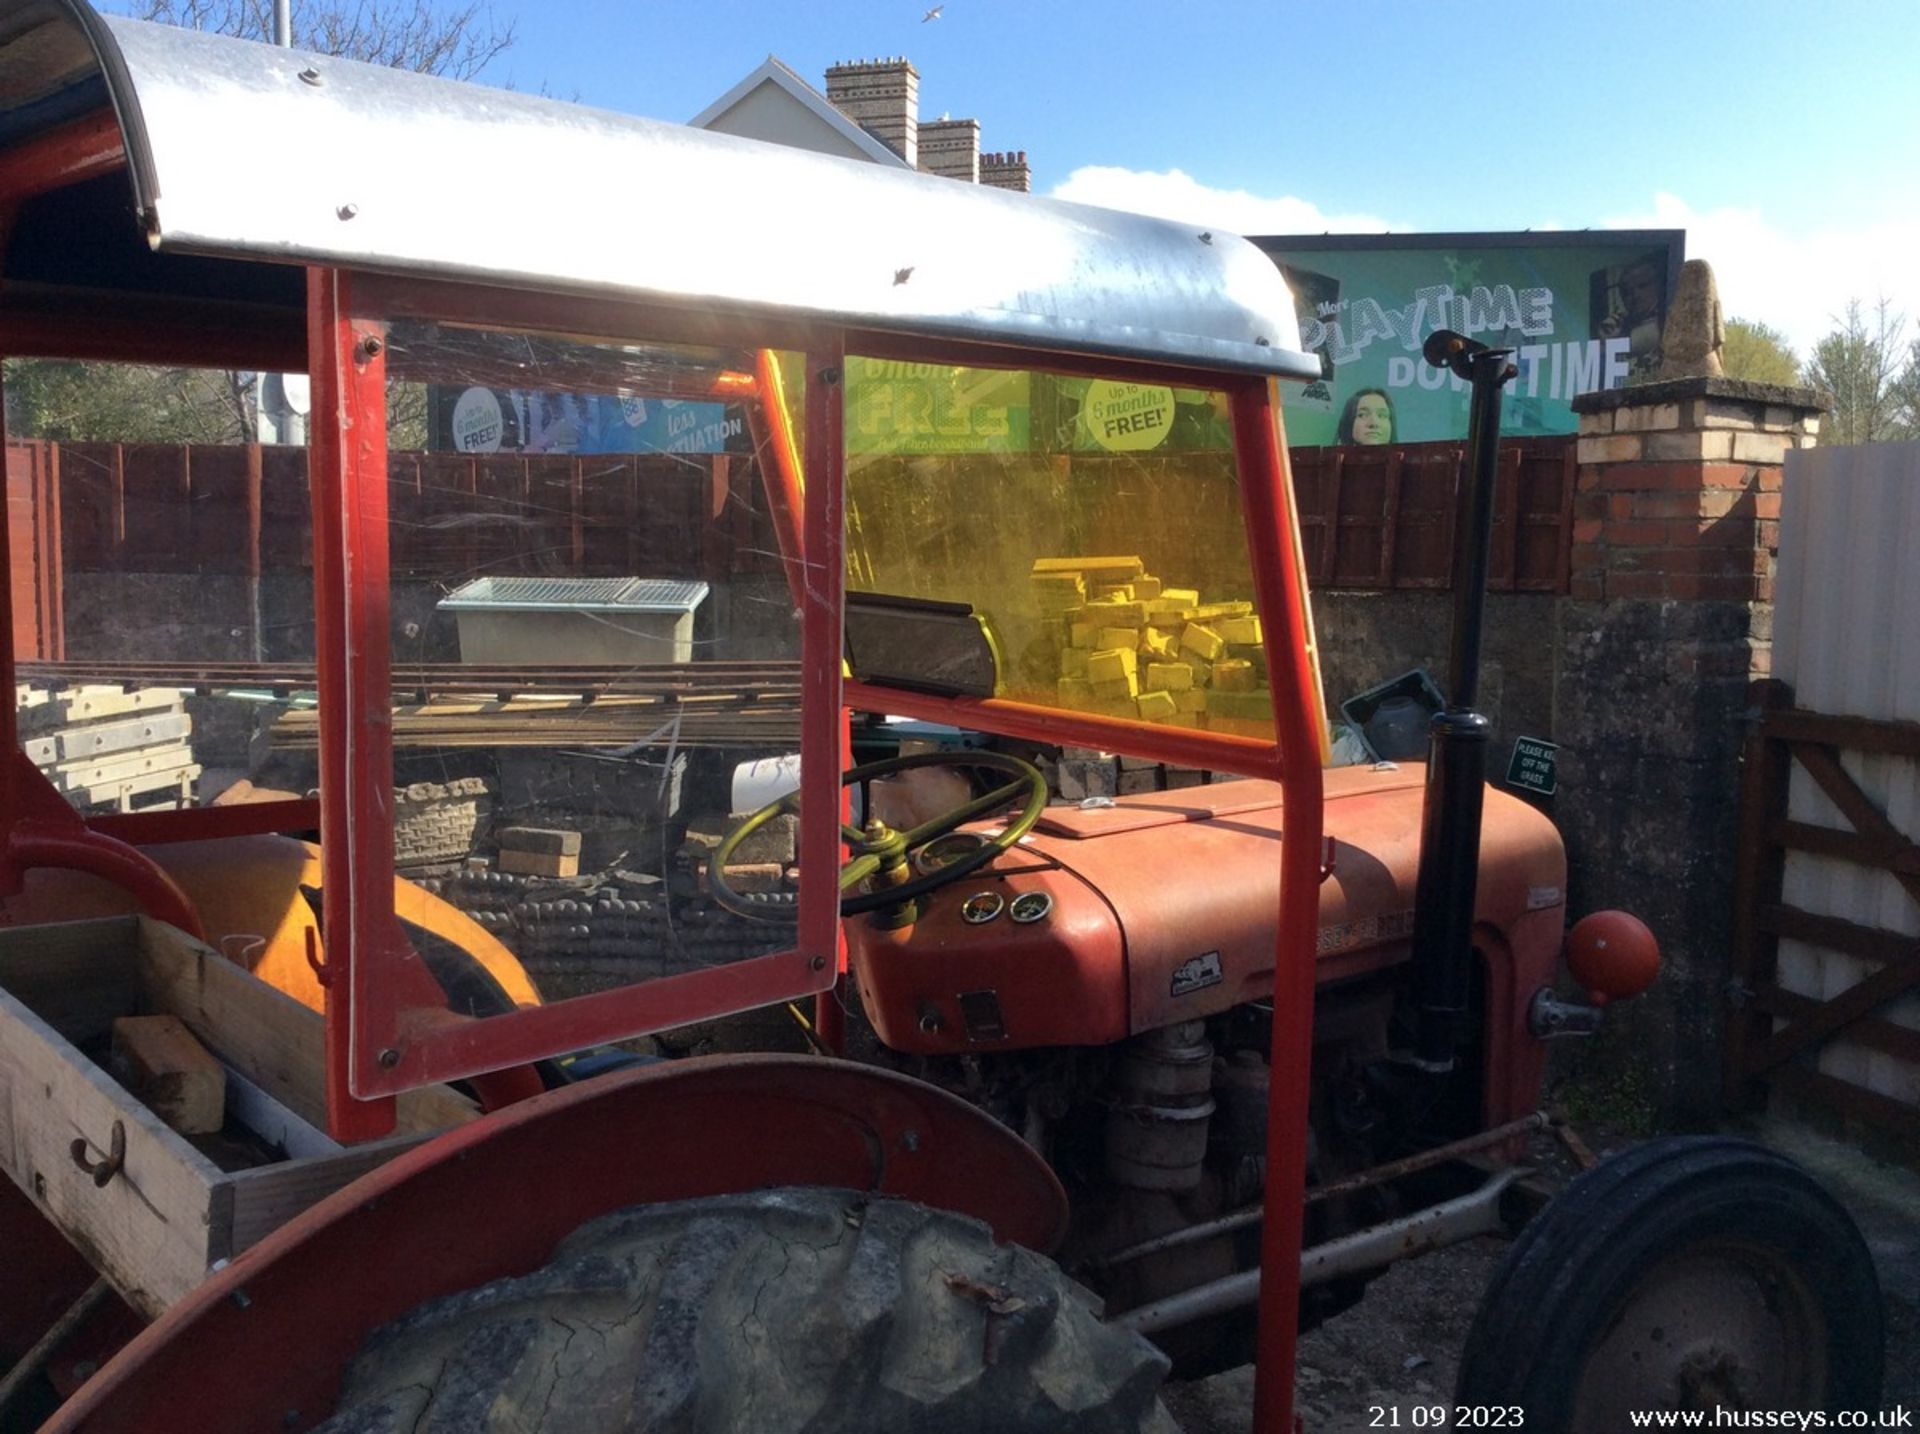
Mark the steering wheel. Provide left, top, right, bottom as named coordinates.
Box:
left=707, top=750, right=1049, bottom=920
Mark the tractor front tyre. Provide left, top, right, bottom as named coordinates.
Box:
left=312, top=1187, right=1179, bottom=1434
left=1456, top=1136, right=1884, bottom=1432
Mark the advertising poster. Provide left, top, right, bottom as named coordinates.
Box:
left=844, top=359, right=1032, bottom=455
left=1250, top=232, right=1684, bottom=447
left=430, top=387, right=743, bottom=456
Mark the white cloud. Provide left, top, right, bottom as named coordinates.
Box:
left=1600, top=193, right=1920, bottom=362
left=1050, top=165, right=1399, bottom=238
left=1050, top=168, right=1918, bottom=365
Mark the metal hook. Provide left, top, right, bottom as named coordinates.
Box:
left=70, top=1120, right=126, bottom=1188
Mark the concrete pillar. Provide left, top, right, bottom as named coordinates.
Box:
left=1554, top=378, right=1825, bottom=1125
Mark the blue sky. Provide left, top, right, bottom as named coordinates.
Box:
left=498, top=0, right=1920, bottom=358
left=108, top=0, right=1920, bottom=357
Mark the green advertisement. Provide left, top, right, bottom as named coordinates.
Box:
left=845, top=358, right=1031, bottom=455
left=1252, top=232, right=1683, bottom=447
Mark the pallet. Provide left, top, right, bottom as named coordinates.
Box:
left=17, top=682, right=198, bottom=813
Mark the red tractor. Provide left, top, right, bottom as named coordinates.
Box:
left=0, top=7, right=1882, bottom=1431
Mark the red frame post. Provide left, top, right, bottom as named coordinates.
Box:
left=306, top=267, right=400, bottom=1141
left=1233, top=379, right=1324, bottom=1434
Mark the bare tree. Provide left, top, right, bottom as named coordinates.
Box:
left=129, top=0, right=515, bottom=81
left=1802, top=298, right=1911, bottom=446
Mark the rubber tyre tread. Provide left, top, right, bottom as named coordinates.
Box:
left=313, top=1187, right=1179, bottom=1434
left=1455, top=1136, right=1883, bottom=1430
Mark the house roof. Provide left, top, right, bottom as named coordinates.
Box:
left=688, top=55, right=909, bottom=169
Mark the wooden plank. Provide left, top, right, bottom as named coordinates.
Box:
left=111, top=1015, right=226, bottom=1135
left=224, top=1129, right=436, bottom=1256
left=1747, top=904, right=1920, bottom=1073
left=76, top=763, right=200, bottom=808
left=1769, top=708, right=1920, bottom=760
left=133, top=919, right=477, bottom=1136
left=1793, top=742, right=1920, bottom=910
left=0, top=982, right=226, bottom=1317
left=1771, top=818, right=1920, bottom=876
left=1726, top=679, right=1793, bottom=1104
left=1749, top=984, right=1920, bottom=1066
left=18, top=685, right=184, bottom=733
left=0, top=915, right=144, bottom=1045
left=46, top=744, right=195, bottom=793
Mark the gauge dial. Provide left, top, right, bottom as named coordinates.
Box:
left=915, top=831, right=993, bottom=875
left=1008, top=890, right=1053, bottom=924
left=959, top=891, right=1004, bottom=924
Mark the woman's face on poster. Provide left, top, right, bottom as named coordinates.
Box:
left=1352, top=392, right=1392, bottom=445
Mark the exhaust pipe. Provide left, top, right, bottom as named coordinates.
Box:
left=1409, top=331, right=1516, bottom=1072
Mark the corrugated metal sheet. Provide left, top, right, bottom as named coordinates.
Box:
left=1772, top=440, right=1920, bottom=1109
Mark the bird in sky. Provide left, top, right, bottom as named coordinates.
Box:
left=922, top=5, right=943, bottom=20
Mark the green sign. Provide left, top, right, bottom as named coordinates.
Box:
left=1252, top=233, right=1683, bottom=447
left=1506, top=736, right=1559, bottom=796
left=845, top=358, right=1031, bottom=455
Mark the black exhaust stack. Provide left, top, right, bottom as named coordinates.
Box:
left=1409, top=331, right=1517, bottom=1071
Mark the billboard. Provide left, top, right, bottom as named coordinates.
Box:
left=1250, top=231, right=1684, bottom=447
left=428, top=387, right=743, bottom=456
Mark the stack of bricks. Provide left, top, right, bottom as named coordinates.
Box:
left=1030, top=556, right=1268, bottom=729
left=1571, top=381, right=1822, bottom=643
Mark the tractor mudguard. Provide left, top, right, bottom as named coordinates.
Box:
left=44, top=1054, right=1069, bottom=1434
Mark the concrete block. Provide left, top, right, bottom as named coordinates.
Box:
left=1136, top=690, right=1178, bottom=722
left=497, top=826, right=582, bottom=857
left=1644, top=430, right=1734, bottom=462
left=1146, top=661, right=1194, bottom=691
left=1181, top=624, right=1226, bottom=662
left=1175, top=690, right=1207, bottom=715
left=1731, top=431, right=1790, bottom=464
left=1132, top=575, right=1163, bottom=601
left=1577, top=434, right=1645, bottom=465
left=1613, top=403, right=1682, bottom=433
left=1139, top=627, right=1178, bottom=659
left=1096, top=626, right=1140, bottom=652
left=1031, top=555, right=1144, bottom=582
left=1217, top=615, right=1262, bottom=646
left=1213, top=658, right=1257, bottom=692
left=1061, top=648, right=1089, bottom=678
left=1087, top=647, right=1137, bottom=684
left=1206, top=687, right=1273, bottom=721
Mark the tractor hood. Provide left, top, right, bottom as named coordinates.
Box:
left=847, top=766, right=1568, bottom=1054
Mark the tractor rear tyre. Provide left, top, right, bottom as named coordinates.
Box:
left=313, top=1187, right=1179, bottom=1434
left=1456, top=1136, right=1883, bottom=1432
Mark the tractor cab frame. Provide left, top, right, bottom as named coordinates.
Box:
left=0, top=5, right=1328, bottom=1426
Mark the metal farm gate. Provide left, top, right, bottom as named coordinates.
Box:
left=1728, top=441, right=1920, bottom=1144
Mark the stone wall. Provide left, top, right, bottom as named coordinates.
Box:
left=1313, top=590, right=1558, bottom=767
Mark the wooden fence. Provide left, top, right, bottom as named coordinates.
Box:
left=1290, top=437, right=1577, bottom=592
left=7, top=434, right=1580, bottom=652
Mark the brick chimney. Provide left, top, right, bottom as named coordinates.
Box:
left=825, top=57, right=918, bottom=167
left=980, top=150, right=1031, bottom=193
left=918, top=116, right=980, bottom=182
